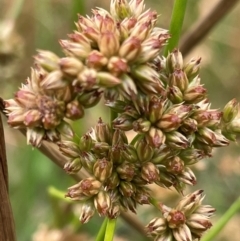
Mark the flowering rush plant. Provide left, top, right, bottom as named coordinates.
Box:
left=4, top=0, right=240, bottom=240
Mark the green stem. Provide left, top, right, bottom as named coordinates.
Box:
left=201, top=197, right=240, bottom=241
left=110, top=109, right=118, bottom=129
left=6, top=0, right=26, bottom=21
left=72, top=0, right=86, bottom=23
left=104, top=218, right=117, bottom=241
left=130, top=133, right=144, bottom=145
left=48, top=186, right=72, bottom=203
left=164, top=0, right=188, bottom=56
left=111, top=110, right=118, bottom=122
left=95, top=218, right=108, bottom=241
left=149, top=197, right=162, bottom=210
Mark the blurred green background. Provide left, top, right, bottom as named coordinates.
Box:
left=1, top=0, right=240, bottom=240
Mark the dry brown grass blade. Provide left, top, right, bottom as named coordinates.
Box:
left=180, top=0, right=239, bottom=55
left=0, top=97, right=148, bottom=239
left=0, top=111, right=16, bottom=241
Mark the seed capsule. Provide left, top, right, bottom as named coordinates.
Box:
left=93, top=158, right=113, bottom=182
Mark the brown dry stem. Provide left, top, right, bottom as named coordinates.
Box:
left=180, top=0, right=239, bottom=55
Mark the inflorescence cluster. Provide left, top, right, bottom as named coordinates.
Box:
left=4, top=0, right=240, bottom=240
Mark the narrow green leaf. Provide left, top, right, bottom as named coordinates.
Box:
left=164, top=0, right=188, bottom=56
left=201, top=197, right=240, bottom=241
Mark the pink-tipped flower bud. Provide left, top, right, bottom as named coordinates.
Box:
left=98, top=31, right=120, bottom=58
left=119, top=36, right=141, bottom=62
left=146, top=127, right=166, bottom=148
left=93, top=158, right=113, bottom=182
left=134, top=187, right=150, bottom=204
left=26, top=128, right=45, bottom=147
left=110, top=0, right=131, bottom=20
left=197, top=127, right=217, bottom=146
left=35, top=50, right=59, bottom=72
left=184, top=85, right=206, bottom=103
left=68, top=31, right=91, bottom=48
left=167, top=210, right=186, bottom=229
left=146, top=217, right=167, bottom=237
left=40, top=70, right=67, bottom=90
left=108, top=202, right=121, bottom=219
left=112, top=128, right=128, bottom=146
left=129, top=0, right=145, bottom=18
left=119, top=74, right=138, bottom=99
left=65, top=100, right=84, bottom=120
left=157, top=114, right=181, bottom=132
left=112, top=114, right=133, bottom=131
left=66, top=177, right=102, bottom=200
left=166, top=49, right=183, bottom=73
left=149, top=96, right=166, bottom=123
left=184, top=57, right=201, bottom=82
left=97, top=72, right=121, bottom=87
left=133, top=118, right=151, bottom=133
left=80, top=152, right=97, bottom=173
left=105, top=172, right=120, bottom=190
left=222, top=98, right=239, bottom=123
left=64, top=157, right=82, bottom=174
left=24, top=109, right=42, bottom=127
left=99, top=15, right=116, bottom=33
left=95, top=118, right=112, bottom=144
left=168, top=86, right=184, bottom=104
left=166, top=157, right=184, bottom=175
left=76, top=68, right=98, bottom=90
left=79, top=201, right=95, bottom=224
left=108, top=56, right=129, bottom=76
left=165, top=131, right=189, bottom=149
left=172, top=224, right=192, bottom=241
left=14, top=89, right=36, bottom=108
left=60, top=40, right=91, bottom=59
left=131, top=64, right=164, bottom=94
left=169, top=69, right=189, bottom=92
left=119, top=181, right=136, bottom=197
left=192, top=109, right=222, bottom=128
left=59, top=57, right=83, bottom=76
left=187, top=214, right=212, bottom=231
left=138, top=9, right=158, bottom=24
left=79, top=133, right=93, bottom=152
left=78, top=89, right=103, bottom=108
left=116, top=162, right=136, bottom=181
left=178, top=167, right=197, bottom=186
left=136, top=137, right=154, bottom=162
left=141, top=162, right=160, bottom=183
left=151, top=145, right=172, bottom=164
left=94, top=191, right=111, bottom=216
left=130, top=21, right=152, bottom=41
left=86, top=50, right=108, bottom=70
left=180, top=118, right=198, bottom=134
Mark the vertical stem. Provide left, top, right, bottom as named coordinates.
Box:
left=6, top=0, right=26, bottom=21
left=72, top=0, right=86, bottom=23
left=164, top=0, right=188, bottom=56
left=110, top=109, right=118, bottom=129
left=201, top=197, right=240, bottom=241
left=104, top=218, right=117, bottom=241
left=95, top=218, right=108, bottom=241
left=0, top=114, right=16, bottom=241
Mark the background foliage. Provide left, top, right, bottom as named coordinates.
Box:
left=1, top=0, right=240, bottom=240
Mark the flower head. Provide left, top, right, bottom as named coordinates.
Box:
left=146, top=190, right=215, bottom=241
